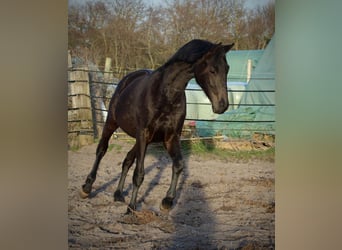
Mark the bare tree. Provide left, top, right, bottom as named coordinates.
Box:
left=165, top=0, right=245, bottom=50
left=246, top=1, right=275, bottom=49
left=68, top=1, right=111, bottom=65
left=68, top=0, right=275, bottom=73
left=103, top=0, right=146, bottom=76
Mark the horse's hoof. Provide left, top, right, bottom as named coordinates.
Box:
left=114, top=190, right=125, bottom=202
left=126, top=204, right=136, bottom=214
left=160, top=197, right=173, bottom=211
left=79, top=189, right=89, bottom=199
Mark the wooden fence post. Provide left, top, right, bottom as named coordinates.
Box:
left=68, top=67, right=94, bottom=148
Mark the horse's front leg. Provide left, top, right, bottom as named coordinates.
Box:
left=161, top=134, right=184, bottom=210
left=127, top=129, right=148, bottom=213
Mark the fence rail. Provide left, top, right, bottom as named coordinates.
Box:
left=67, top=67, right=275, bottom=148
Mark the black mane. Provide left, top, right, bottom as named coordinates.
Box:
left=163, top=39, right=216, bottom=67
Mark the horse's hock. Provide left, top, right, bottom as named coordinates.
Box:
left=68, top=68, right=94, bottom=149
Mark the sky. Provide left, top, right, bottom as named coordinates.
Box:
left=69, top=0, right=274, bottom=10
left=144, top=0, right=274, bottom=9
left=244, top=0, right=273, bottom=10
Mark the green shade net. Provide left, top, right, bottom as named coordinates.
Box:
left=196, top=36, right=275, bottom=139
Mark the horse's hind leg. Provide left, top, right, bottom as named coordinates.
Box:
left=113, top=143, right=137, bottom=202
left=80, top=121, right=118, bottom=198
left=161, top=134, right=184, bottom=210
left=126, top=129, right=148, bottom=212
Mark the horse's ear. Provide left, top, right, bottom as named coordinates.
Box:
left=223, top=43, right=234, bottom=52
left=207, top=43, right=224, bottom=57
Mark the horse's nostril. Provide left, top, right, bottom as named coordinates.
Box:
left=219, top=99, right=224, bottom=107
left=219, top=98, right=228, bottom=109
left=213, top=98, right=228, bottom=114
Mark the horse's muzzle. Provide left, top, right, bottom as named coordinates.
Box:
left=213, top=98, right=229, bottom=114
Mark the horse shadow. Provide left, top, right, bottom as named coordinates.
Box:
left=166, top=140, right=217, bottom=249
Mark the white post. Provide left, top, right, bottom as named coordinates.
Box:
left=103, top=57, right=112, bottom=122
left=68, top=50, right=72, bottom=80
left=68, top=50, right=72, bottom=68
left=247, top=59, right=252, bottom=83
left=104, top=57, right=112, bottom=82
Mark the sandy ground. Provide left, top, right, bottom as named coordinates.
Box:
left=68, top=140, right=274, bottom=249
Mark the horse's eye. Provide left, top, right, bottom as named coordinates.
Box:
left=209, top=67, right=216, bottom=74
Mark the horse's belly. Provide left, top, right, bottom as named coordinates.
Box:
left=150, top=117, right=184, bottom=142
left=116, top=113, right=138, bottom=138
left=115, top=92, right=185, bottom=142
left=117, top=123, right=170, bottom=142
left=115, top=107, right=138, bottom=138
left=150, top=131, right=165, bottom=142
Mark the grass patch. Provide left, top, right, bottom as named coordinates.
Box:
left=69, top=138, right=274, bottom=162
left=223, top=147, right=275, bottom=162
left=108, top=143, right=123, bottom=152
left=181, top=140, right=275, bottom=162
left=146, top=140, right=274, bottom=162
left=69, top=145, right=80, bottom=152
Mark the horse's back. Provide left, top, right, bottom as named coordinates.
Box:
left=108, top=69, right=152, bottom=113
left=115, top=69, right=152, bottom=96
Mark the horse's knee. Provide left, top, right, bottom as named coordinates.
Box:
left=174, top=160, right=184, bottom=175
left=133, top=170, right=144, bottom=187
left=122, top=145, right=137, bottom=170
left=122, top=157, right=134, bottom=171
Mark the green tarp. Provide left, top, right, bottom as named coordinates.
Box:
left=196, top=36, right=275, bottom=139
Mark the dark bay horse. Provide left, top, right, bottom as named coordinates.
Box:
left=80, top=39, right=234, bottom=212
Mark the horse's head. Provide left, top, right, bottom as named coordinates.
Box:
left=193, top=43, right=234, bottom=114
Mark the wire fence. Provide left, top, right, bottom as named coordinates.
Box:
left=67, top=67, right=275, bottom=148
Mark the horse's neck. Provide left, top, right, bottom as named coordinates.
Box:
left=161, top=62, right=193, bottom=97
